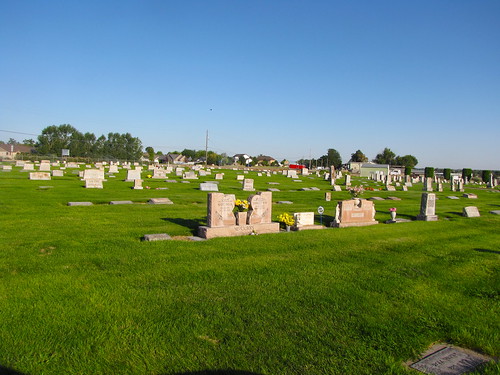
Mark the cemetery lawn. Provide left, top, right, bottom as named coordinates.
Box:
left=0, top=166, right=499, bottom=375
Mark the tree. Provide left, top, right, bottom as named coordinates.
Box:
left=424, top=167, right=435, bottom=178
left=37, top=124, right=82, bottom=155
left=373, top=147, right=396, bottom=165
left=404, top=166, right=412, bottom=176
left=350, top=150, right=368, bottom=162
left=395, top=154, right=418, bottom=168
left=145, top=146, right=155, bottom=161
left=462, top=168, right=472, bottom=181
left=482, top=170, right=492, bottom=183
left=23, top=139, right=35, bottom=146
left=238, top=156, right=246, bottom=166
left=7, top=138, right=18, bottom=145
left=326, top=148, right=342, bottom=169
left=443, top=168, right=451, bottom=181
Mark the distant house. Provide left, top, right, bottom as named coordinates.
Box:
left=359, top=163, right=390, bottom=178
left=256, top=155, right=276, bottom=166
left=0, top=144, right=35, bottom=160
left=159, top=153, right=190, bottom=164
left=233, top=154, right=253, bottom=165
left=140, top=153, right=159, bottom=163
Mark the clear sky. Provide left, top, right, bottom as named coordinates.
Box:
left=1, top=0, right=499, bottom=169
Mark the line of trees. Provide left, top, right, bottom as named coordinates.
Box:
left=34, top=124, right=143, bottom=160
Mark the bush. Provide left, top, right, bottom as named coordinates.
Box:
left=404, top=166, right=412, bottom=176
left=443, top=168, right=451, bottom=180
left=424, top=167, right=435, bottom=178
left=462, top=168, right=472, bottom=180
left=482, top=170, right=492, bottom=183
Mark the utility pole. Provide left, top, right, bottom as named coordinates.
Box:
left=205, top=130, right=209, bottom=167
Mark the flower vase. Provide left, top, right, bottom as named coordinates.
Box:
left=390, top=211, right=397, bottom=221
left=286, top=225, right=291, bottom=232
left=236, top=211, right=247, bottom=226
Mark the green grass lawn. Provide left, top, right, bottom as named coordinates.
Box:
left=0, top=165, right=499, bottom=375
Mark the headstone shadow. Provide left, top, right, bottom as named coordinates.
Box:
left=474, top=248, right=500, bottom=255
left=166, top=371, right=262, bottom=375
left=445, top=211, right=463, bottom=217
left=0, top=365, right=28, bottom=375
left=161, top=217, right=205, bottom=234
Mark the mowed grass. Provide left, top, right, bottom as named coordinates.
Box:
left=0, top=165, right=499, bottom=375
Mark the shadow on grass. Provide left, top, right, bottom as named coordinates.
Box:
left=161, top=217, right=205, bottom=235
left=474, top=248, right=500, bottom=255
left=445, top=211, right=463, bottom=217
left=168, top=371, right=262, bottom=375
left=0, top=366, right=28, bottom=375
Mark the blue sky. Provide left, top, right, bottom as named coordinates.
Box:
left=1, top=0, right=499, bottom=169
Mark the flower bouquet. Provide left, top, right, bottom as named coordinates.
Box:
left=234, top=199, right=249, bottom=212
left=277, top=212, right=295, bottom=231
left=348, top=185, right=364, bottom=198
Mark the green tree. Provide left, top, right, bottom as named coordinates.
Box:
left=481, top=170, right=492, bottom=183
left=238, top=156, right=246, bottom=166
left=424, top=167, right=435, bottom=178
left=350, top=150, right=368, bottom=162
left=7, top=138, right=18, bottom=145
left=37, top=124, right=82, bottom=155
left=145, top=146, right=155, bottom=161
left=23, top=139, right=35, bottom=146
left=462, top=168, right=472, bottom=181
left=395, top=154, right=418, bottom=168
left=181, top=149, right=196, bottom=159
left=404, top=166, right=412, bottom=176
left=373, top=147, right=396, bottom=165
left=443, top=168, right=451, bottom=181
left=326, top=148, right=342, bottom=169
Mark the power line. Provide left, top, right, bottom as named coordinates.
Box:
left=0, top=129, right=38, bottom=136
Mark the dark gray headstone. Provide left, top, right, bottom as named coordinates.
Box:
left=68, top=202, right=93, bottom=206
left=410, top=346, right=490, bottom=375
left=143, top=233, right=172, bottom=241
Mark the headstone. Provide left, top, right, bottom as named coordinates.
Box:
left=409, top=345, right=491, bottom=375
left=236, top=175, right=244, bottom=181
left=22, top=163, right=35, bottom=171
left=267, top=188, right=280, bottom=192
left=148, top=198, right=173, bottom=205
left=437, top=183, right=443, bottom=192
left=344, top=175, right=351, bottom=187
left=110, top=200, right=133, bottom=205
left=52, top=170, right=64, bottom=177
left=29, top=172, right=51, bottom=180
left=423, top=177, right=433, bottom=192
left=301, top=168, right=309, bottom=176
left=332, top=185, right=342, bottom=192
left=85, top=179, right=103, bottom=189
left=83, top=169, right=105, bottom=180
left=200, top=182, right=219, bottom=191
left=182, top=171, right=198, bottom=180
left=39, top=163, right=51, bottom=171
left=447, top=196, right=460, bottom=199
left=288, top=170, right=298, bottom=179
left=215, top=173, right=224, bottom=180
left=199, top=170, right=207, bottom=177
left=325, top=192, right=331, bottom=201
left=133, top=179, right=143, bottom=190
left=67, top=201, right=93, bottom=206
left=416, top=193, right=438, bottom=221
left=2, top=165, right=12, bottom=171
left=386, top=185, right=396, bottom=191
left=463, top=206, right=480, bottom=218
left=332, top=199, right=378, bottom=228
left=151, top=169, right=167, bottom=179
left=125, top=169, right=141, bottom=181
left=206, top=193, right=236, bottom=227
left=489, top=210, right=500, bottom=215
left=463, top=193, right=477, bottom=199
left=242, top=178, right=255, bottom=191
left=402, top=186, right=408, bottom=191
left=293, top=212, right=315, bottom=227
left=143, top=233, right=172, bottom=241
left=277, top=201, right=293, bottom=204
left=108, top=165, right=119, bottom=173
left=247, top=192, right=272, bottom=224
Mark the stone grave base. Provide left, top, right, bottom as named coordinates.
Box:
left=198, top=222, right=280, bottom=239
left=332, top=221, right=379, bottom=228
left=293, top=225, right=325, bottom=231
left=416, top=215, right=438, bottom=221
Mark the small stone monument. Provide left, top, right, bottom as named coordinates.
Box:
left=242, top=178, right=255, bottom=191
left=325, top=192, right=331, bottom=201
left=331, top=199, right=378, bottom=228
left=463, top=206, right=480, bottom=217
left=416, top=193, right=438, bottom=221
left=133, top=179, right=143, bottom=190
left=29, top=172, right=51, bottom=180
left=85, top=179, right=103, bottom=189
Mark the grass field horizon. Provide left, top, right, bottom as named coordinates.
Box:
left=0, top=163, right=498, bottom=374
